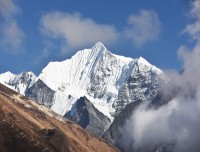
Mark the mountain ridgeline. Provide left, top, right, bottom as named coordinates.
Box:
left=0, top=42, right=165, bottom=151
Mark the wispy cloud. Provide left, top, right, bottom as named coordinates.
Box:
left=40, top=9, right=161, bottom=56
left=119, top=1, right=200, bottom=152
left=0, top=0, right=25, bottom=53
left=40, top=12, right=120, bottom=55
left=33, top=41, right=55, bottom=65
left=124, top=9, right=161, bottom=48
left=0, top=0, right=19, bottom=16
left=183, top=0, right=200, bottom=40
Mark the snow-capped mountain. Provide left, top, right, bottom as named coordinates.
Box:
left=0, top=42, right=164, bottom=136
left=38, top=42, right=163, bottom=120
left=0, top=71, right=36, bottom=95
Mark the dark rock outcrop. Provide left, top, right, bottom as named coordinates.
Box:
left=103, top=100, right=141, bottom=145
left=65, top=96, right=111, bottom=137
left=26, top=79, right=55, bottom=107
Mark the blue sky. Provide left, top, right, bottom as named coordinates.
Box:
left=0, top=0, right=193, bottom=75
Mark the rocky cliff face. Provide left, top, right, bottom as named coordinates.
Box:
left=65, top=96, right=111, bottom=137
left=113, top=60, right=162, bottom=117
left=25, top=79, right=55, bottom=108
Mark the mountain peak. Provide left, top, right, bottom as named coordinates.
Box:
left=0, top=71, right=16, bottom=84
left=136, top=56, right=163, bottom=74
left=0, top=71, right=37, bottom=95
left=16, top=71, right=37, bottom=81
left=21, top=71, right=36, bottom=75
left=91, top=42, right=107, bottom=55
left=92, top=42, right=133, bottom=63
left=93, top=42, right=106, bottom=49
left=3, top=71, right=14, bottom=75
left=137, top=56, right=150, bottom=65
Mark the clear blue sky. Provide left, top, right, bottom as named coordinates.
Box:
left=0, top=0, right=192, bottom=75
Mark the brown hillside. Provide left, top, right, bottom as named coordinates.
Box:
left=0, top=83, right=119, bottom=152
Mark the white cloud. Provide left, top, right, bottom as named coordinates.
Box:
left=120, top=93, right=200, bottom=152
left=40, top=12, right=120, bottom=54
left=33, top=41, right=55, bottom=65
left=0, top=0, right=24, bottom=53
left=0, top=0, right=19, bottom=17
left=184, top=21, right=200, bottom=40
left=1, top=21, right=24, bottom=49
left=40, top=10, right=162, bottom=55
left=119, top=1, right=200, bottom=151
left=190, top=0, right=200, bottom=19
left=124, top=9, right=161, bottom=47
left=184, top=0, right=200, bottom=40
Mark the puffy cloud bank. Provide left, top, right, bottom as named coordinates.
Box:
left=40, top=12, right=120, bottom=55
left=119, top=1, right=200, bottom=152
left=40, top=9, right=161, bottom=55
left=124, top=9, right=161, bottom=48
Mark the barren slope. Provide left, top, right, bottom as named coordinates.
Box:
left=0, top=83, right=119, bottom=152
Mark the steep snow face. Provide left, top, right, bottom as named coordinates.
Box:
left=38, top=42, right=163, bottom=119
left=0, top=71, right=37, bottom=95
left=38, top=43, right=136, bottom=119
left=39, top=42, right=133, bottom=96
